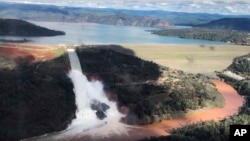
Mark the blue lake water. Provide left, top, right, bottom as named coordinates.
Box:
left=0, top=21, right=225, bottom=45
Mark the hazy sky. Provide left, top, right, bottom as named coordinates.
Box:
left=1, top=0, right=250, bottom=15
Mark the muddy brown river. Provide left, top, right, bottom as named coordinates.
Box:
left=30, top=80, right=244, bottom=141
left=75, top=80, right=244, bottom=141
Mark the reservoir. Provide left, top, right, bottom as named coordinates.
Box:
left=0, top=21, right=225, bottom=45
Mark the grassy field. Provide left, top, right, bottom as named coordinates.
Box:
left=121, top=44, right=250, bottom=76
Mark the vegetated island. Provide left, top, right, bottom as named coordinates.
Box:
left=0, top=18, right=65, bottom=36
left=141, top=53, right=250, bottom=141
left=0, top=44, right=224, bottom=140
left=149, top=18, right=250, bottom=46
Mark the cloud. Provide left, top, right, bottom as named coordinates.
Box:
left=159, top=2, right=168, bottom=6
left=0, top=0, right=250, bottom=15
left=202, top=1, right=216, bottom=5
left=225, top=6, right=234, bottom=11
left=225, top=6, right=238, bottom=13
left=190, top=4, right=201, bottom=9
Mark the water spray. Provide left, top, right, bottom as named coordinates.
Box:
left=66, top=48, right=128, bottom=138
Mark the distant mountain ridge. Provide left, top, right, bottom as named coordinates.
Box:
left=84, top=13, right=173, bottom=28
left=0, top=2, right=173, bottom=28
left=195, top=18, right=250, bottom=31
left=0, top=18, right=65, bottom=36
left=1, top=2, right=250, bottom=27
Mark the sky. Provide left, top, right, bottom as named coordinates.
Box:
left=1, top=0, right=250, bottom=15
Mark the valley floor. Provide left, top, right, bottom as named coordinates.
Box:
left=121, top=44, right=250, bottom=76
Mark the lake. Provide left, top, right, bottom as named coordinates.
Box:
left=0, top=21, right=225, bottom=45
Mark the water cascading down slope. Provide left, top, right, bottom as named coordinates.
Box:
left=66, top=48, right=128, bottom=138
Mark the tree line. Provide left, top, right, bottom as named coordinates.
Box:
left=149, top=28, right=249, bottom=45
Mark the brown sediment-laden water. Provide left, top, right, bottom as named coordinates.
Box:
left=71, top=80, right=244, bottom=141
left=133, top=80, right=244, bottom=140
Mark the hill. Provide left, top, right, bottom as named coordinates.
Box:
left=228, top=54, right=250, bottom=78
left=149, top=28, right=250, bottom=45
left=0, top=2, right=173, bottom=28
left=1, top=2, right=250, bottom=26
left=141, top=54, right=250, bottom=141
left=217, top=53, right=250, bottom=96
left=76, top=45, right=223, bottom=125
left=0, top=44, right=223, bottom=140
left=195, top=18, right=250, bottom=31
left=118, top=9, right=226, bottom=25
left=82, top=13, right=173, bottom=28
left=0, top=18, right=65, bottom=36
left=0, top=44, right=75, bottom=141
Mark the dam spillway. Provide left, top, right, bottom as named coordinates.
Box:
left=67, top=49, right=82, bottom=72
left=23, top=48, right=129, bottom=141
left=66, top=48, right=128, bottom=138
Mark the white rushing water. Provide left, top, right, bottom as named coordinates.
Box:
left=23, top=49, right=128, bottom=141
left=64, top=48, right=128, bottom=139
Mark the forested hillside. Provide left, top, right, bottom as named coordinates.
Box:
left=76, top=45, right=223, bottom=125
left=0, top=52, right=76, bottom=141
left=217, top=53, right=250, bottom=96
left=141, top=54, right=250, bottom=141
left=0, top=18, right=65, bottom=36
left=0, top=44, right=227, bottom=140
left=149, top=28, right=250, bottom=45
left=195, top=18, right=250, bottom=31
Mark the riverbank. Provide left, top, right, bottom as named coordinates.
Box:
left=53, top=79, right=244, bottom=141
left=42, top=43, right=246, bottom=140
left=142, top=80, right=244, bottom=135
left=1, top=43, right=247, bottom=141
left=62, top=43, right=247, bottom=140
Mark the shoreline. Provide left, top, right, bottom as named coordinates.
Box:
left=0, top=42, right=57, bottom=49
left=142, top=80, right=244, bottom=135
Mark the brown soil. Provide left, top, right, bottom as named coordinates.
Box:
left=0, top=43, right=61, bottom=62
